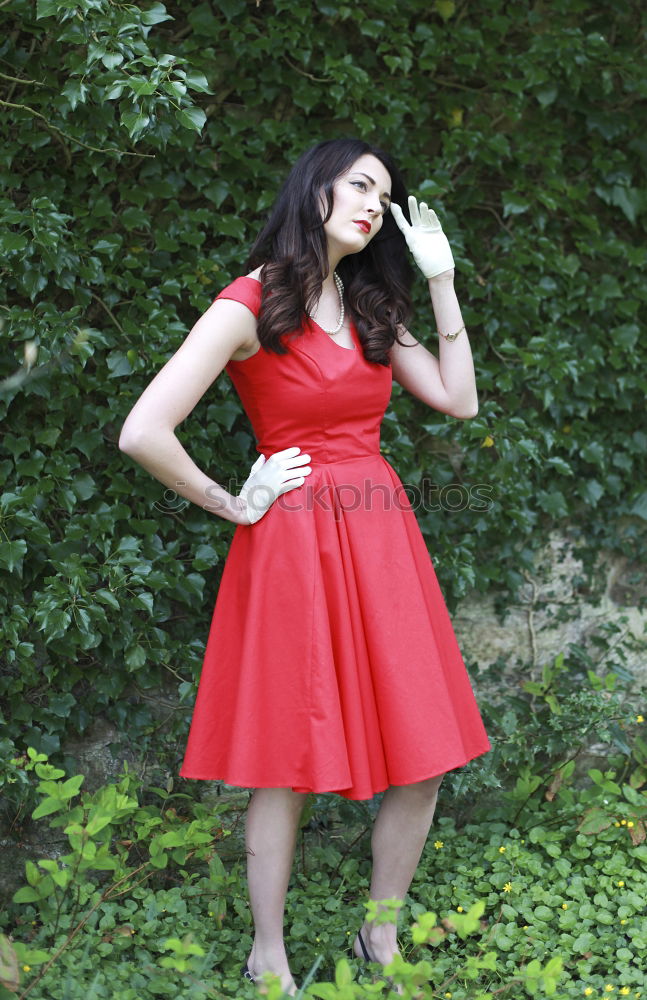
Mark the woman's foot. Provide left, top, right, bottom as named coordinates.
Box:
left=244, top=945, right=297, bottom=996
left=353, top=923, right=403, bottom=995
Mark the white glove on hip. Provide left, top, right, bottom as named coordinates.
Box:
left=390, top=195, right=455, bottom=279
left=238, top=446, right=312, bottom=524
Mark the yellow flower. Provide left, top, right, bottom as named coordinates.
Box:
left=22, top=966, right=31, bottom=973
left=482, top=435, right=495, bottom=448
left=620, top=989, right=630, bottom=996
left=620, top=918, right=627, bottom=925
left=637, top=715, right=644, bottom=723
left=615, top=822, right=621, bottom=828
left=627, top=821, right=634, bottom=829
left=445, top=994, right=453, bottom=999
left=616, top=881, right=625, bottom=888
left=499, top=846, right=506, bottom=853
left=621, top=820, right=627, bottom=826
left=606, top=987, right=615, bottom=993
left=456, top=906, right=464, bottom=912
left=584, top=988, right=593, bottom=996
left=503, top=882, right=513, bottom=892
left=562, top=903, right=568, bottom=909
left=434, top=840, right=444, bottom=849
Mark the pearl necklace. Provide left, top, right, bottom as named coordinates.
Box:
left=314, top=271, right=345, bottom=335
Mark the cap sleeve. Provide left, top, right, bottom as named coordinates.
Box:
left=214, top=276, right=262, bottom=319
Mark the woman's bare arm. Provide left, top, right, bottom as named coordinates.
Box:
left=118, top=297, right=258, bottom=523
left=390, top=276, right=478, bottom=419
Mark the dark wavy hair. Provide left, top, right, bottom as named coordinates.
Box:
left=245, top=138, right=414, bottom=366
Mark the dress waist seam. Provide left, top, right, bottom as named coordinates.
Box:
left=258, top=451, right=384, bottom=466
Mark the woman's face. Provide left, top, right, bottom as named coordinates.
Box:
left=322, top=153, right=392, bottom=257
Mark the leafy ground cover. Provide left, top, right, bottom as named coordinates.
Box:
left=1, top=711, right=645, bottom=1000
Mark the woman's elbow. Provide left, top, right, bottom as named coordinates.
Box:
left=118, top=421, right=145, bottom=455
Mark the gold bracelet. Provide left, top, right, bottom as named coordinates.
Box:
left=438, top=323, right=465, bottom=342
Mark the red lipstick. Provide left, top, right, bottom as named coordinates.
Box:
left=354, top=220, right=371, bottom=234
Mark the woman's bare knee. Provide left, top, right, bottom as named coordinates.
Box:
left=250, top=787, right=309, bottom=812
left=392, top=773, right=445, bottom=803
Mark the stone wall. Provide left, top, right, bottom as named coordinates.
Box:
left=453, top=531, right=647, bottom=687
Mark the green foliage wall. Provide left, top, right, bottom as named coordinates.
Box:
left=1, top=0, right=646, bottom=764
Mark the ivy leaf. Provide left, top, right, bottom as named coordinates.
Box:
left=185, top=71, right=212, bottom=93
left=141, top=3, right=173, bottom=25
left=502, top=192, right=530, bottom=217
left=175, top=107, right=207, bottom=131
left=0, top=540, right=28, bottom=574
left=35, top=0, right=58, bottom=17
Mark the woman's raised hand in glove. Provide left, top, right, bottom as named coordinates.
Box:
left=390, top=196, right=455, bottom=280
left=237, top=446, right=312, bottom=524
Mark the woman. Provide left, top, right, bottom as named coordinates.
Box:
left=119, top=138, right=490, bottom=995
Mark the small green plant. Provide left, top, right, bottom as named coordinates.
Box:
left=2, top=749, right=231, bottom=998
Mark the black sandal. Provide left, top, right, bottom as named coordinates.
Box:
left=242, top=962, right=256, bottom=983
left=354, top=930, right=402, bottom=995
left=356, top=929, right=372, bottom=962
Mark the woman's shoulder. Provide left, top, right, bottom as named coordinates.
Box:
left=214, top=268, right=263, bottom=314
left=215, top=268, right=264, bottom=364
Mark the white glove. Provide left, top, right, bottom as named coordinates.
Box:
left=237, top=446, right=312, bottom=524
left=390, top=196, right=455, bottom=279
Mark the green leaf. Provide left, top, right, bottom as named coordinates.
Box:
left=59, top=774, right=84, bottom=800
left=214, top=0, right=247, bottom=18
left=630, top=491, right=647, bottom=520
left=502, top=192, right=530, bottom=216
left=12, top=886, right=41, bottom=904
left=141, top=3, right=173, bottom=25
left=434, top=0, right=455, bottom=20
left=185, top=71, right=212, bottom=93
left=121, top=112, right=151, bottom=137
left=35, top=0, right=58, bottom=17
left=175, top=107, right=207, bottom=132
left=0, top=539, right=27, bottom=573
left=1, top=232, right=29, bottom=252
left=32, top=797, right=64, bottom=820
left=95, top=589, right=121, bottom=610
left=335, top=958, right=352, bottom=987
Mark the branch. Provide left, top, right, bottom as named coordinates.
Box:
left=429, top=76, right=490, bottom=93
left=0, top=70, right=45, bottom=86
left=282, top=54, right=333, bottom=83
left=479, top=203, right=515, bottom=236
left=89, top=291, right=126, bottom=335
left=0, top=99, right=154, bottom=157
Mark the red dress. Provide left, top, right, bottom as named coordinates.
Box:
left=179, top=276, right=490, bottom=800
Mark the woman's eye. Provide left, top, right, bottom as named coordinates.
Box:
left=380, top=202, right=390, bottom=214
left=351, top=180, right=367, bottom=191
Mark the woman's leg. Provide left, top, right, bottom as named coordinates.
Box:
left=245, top=787, right=307, bottom=994
left=355, top=774, right=445, bottom=965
